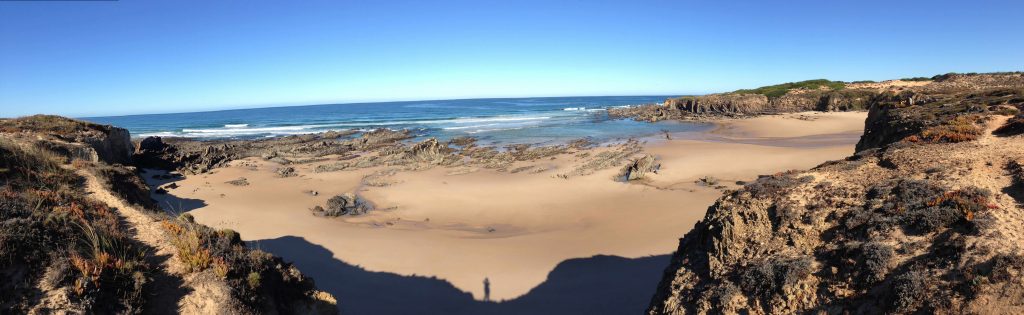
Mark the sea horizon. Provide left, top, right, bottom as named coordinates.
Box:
left=79, top=93, right=698, bottom=119
left=83, top=95, right=708, bottom=145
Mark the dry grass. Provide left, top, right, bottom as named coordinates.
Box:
left=0, top=114, right=106, bottom=135
left=162, top=219, right=213, bottom=273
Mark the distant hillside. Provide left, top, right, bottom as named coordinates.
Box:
left=647, top=72, right=1024, bottom=314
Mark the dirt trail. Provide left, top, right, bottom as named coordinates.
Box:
left=971, top=115, right=1024, bottom=255
left=77, top=170, right=235, bottom=315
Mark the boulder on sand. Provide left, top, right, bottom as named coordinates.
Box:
left=313, top=193, right=371, bottom=216
left=618, top=154, right=660, bottom=181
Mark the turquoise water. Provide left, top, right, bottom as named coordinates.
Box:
left=84, top=96, right=708, bottom=145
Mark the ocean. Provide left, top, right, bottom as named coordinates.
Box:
left=84, top=96, right=708, bottom=145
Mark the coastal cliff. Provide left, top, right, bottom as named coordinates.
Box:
left=606, top=76, right=1016, bottom=121
left=0, top=116, right=337, bottom=314
left=647, top=73, right=1024, bottom=314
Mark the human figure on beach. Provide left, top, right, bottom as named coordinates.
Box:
left=483, top=277, right=491, bottom=302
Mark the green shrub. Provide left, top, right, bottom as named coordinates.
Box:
left=734, top=79, right=846, bottom=98
left=900, top=77, right=932, bottom=82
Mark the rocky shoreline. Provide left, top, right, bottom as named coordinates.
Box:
left=132, top=127, right=656, bottom=183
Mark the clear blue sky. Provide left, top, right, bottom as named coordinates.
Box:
left=1, top=0, right=1021, bottom=117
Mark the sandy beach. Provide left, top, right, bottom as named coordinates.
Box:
left=145, top=111, right=867, bottom=302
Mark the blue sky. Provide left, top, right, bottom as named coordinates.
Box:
left=1, top=0, right=1022, bottom=117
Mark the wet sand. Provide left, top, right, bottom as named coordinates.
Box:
left=146, top=111, right=867, bottom=301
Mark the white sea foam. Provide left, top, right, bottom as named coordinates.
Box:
left=466, top=126, right=527, bottom=134
left=182, top=125, right=314, bottom=133
left=137, top=132, right=180, bottom=138
left=141, top=114, right=558, bottom=138
left=437, top=116, right=552, bottom=124
left=442, top=123, right=501, bottom=130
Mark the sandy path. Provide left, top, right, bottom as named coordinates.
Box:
left=151, top=111, right=867, bottom=301
left=78, top=170, right=232, bottom=314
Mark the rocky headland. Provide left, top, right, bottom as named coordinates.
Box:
left=647, top=72, right=1024, bottom=314
left=610, top=73, right=1024, bottom=122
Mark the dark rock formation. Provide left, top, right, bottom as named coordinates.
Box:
left=131, top=129, right=409, bottom=174
left=276, top=166, right=297, bottom=177
left=133, top=136, right=174, bottom=168
left=314, top=193, right=372, bottom=216
left=407, top=138, right=456, bottom=164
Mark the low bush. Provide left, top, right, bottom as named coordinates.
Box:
left=985, top=254, right=1024, bottom=283
left=864, top=180, right=993, bottom=235
left=860, top=242, right=894, bottom=283
left=891, top=270, right=936, bottom=312
left=912, top=115, right=984, bottom=143
left=739, top=256, right=814, bottom=299
left=746, top=171, right=814, bottom=198
left=160, top=215, right=326, bottom=312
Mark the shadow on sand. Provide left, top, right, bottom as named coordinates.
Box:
left=253, top=236, right=670, bottom=315
left=140, top=168, right=207, bottom=213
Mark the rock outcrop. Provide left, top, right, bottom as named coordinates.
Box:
left=132, top=129, right=409, bottom=174
left=313, top=193, right=372, bottom=216
left=618, top=154, right=660, bottom=181
left=612, top=89, right=878, bottom=122
left=406, top=138, right=456, bottom=164
left=667, top=94, right=771, bottom=114
left=0, top=115, right=133, bottom=164
left=647, top=73, right=1024, bottom=314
